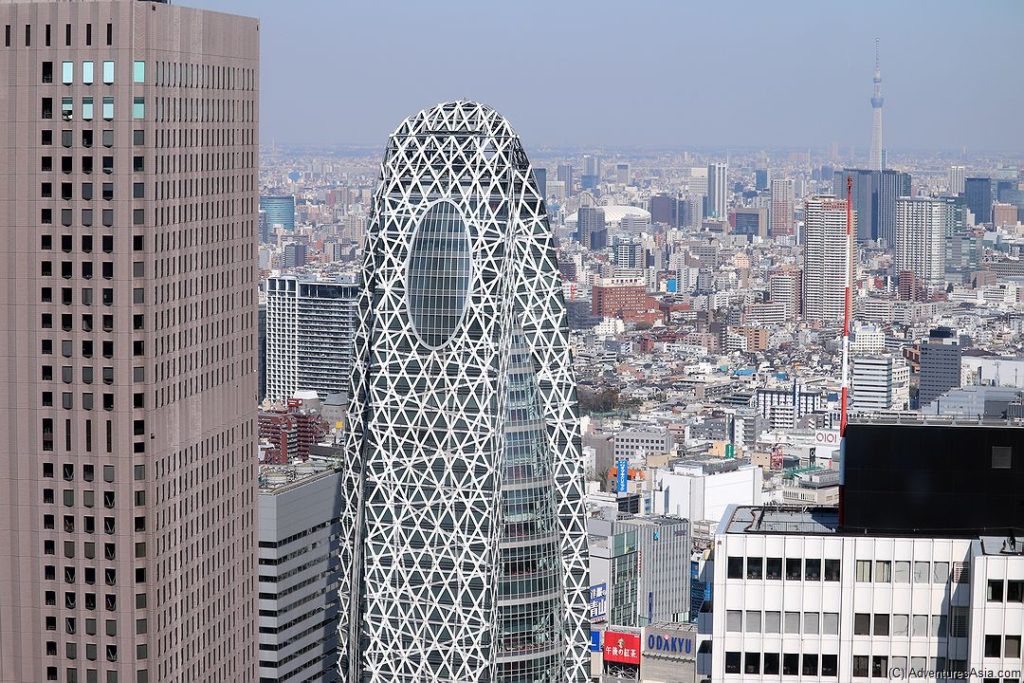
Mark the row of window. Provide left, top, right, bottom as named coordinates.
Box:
left=852, top=610, right=967, bottom=638
left=724, top=652, right=838, bottom=677
left=43, top=182, right=144, bottom=200
left=989, top=579, right=1024, bottom=603
left=43, top=128, right=144, bottom=147
left=3, top=22, right=114, bottom=49
left=985, top=634, right=1024, bottom=659
left=727, top=555, right=969, bottom=585
left=42, top=60, right=140, bottom=85
left=724, top=653, right=973, bottom=679
left=38, top=154, right=145, bottom=174
left=43, top=95, right=144, bottom=120
left=727, top=556, right=841, bottom=581
left=726, top=610, right=840, bottom=635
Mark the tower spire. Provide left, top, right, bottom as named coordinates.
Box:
left=870, top=38, right=884, bottom=170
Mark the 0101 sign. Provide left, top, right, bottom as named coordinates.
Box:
left=814, top=430, right=839, bottom=446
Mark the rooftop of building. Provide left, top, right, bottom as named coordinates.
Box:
left=979, top=536, right=1024, bottom=557
left=723, top=505, right=839, bottom=536
left=257, top=461, right=340, bottom=495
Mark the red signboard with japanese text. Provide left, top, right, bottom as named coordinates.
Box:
left=603, top=630, right=641, bottom=665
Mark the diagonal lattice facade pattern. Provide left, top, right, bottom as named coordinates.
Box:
left=338, top=101, right=590, bottom=682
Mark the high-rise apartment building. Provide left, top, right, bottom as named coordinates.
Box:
left=338, top=102, right=590, bottom=682
left=895, top=197, right=950, bottom=286
left=0, top=2, right=259, bottom=682
left=948, top=165, right=966, bottom=195
left=707, top=162, right=728, bottom=219
left=769, top=269, right=802, bottom=321
left=768, top=179, right=795, bottom=237
left=264, top=275, right=358, bottom=402
left=802, top=196, right=855, bottom=324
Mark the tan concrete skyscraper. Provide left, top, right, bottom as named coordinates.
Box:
left=0, top=2, right=259, bottom=682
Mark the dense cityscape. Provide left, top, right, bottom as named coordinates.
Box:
left=1, top=1, right=1023, bottom=682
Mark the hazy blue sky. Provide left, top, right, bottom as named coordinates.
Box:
left=198, top=0, right=1023, bottom=153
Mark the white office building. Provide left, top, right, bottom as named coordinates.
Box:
left=850, top=354, right=910, bottom=412
left=652, top=459, right=763, bottom=527
left=704, top=506, right=1024, bottom=682
left=708, top=163, right=729, bottom=220
left=258, top=462, right=343, bottom=682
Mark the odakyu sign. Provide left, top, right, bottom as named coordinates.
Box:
left=645, top=632, right=695, bottom=658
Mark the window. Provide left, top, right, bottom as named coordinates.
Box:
left=805, top=558, right=821, bottom=581
left=764, top=653, right=780, bottom=675
left=82, top=130, right=93, bottom=148
left=745, top=611, right=760, bottom=633
left=854, top=613, right=870, bottom=635
left=875, top=560, right=891, bottom=582
left=784, top=611, right=800, bottom=634
left=894, top=560, right=910, bottom=583
left=61, top=97, right=73, bottom=120
left=802, top=654, right=818, bottom=676
left=992, top=445, right=1012, bottom=469
left=726, top=557, right=743, bottom=579
left=856, top=560, right=871, bottom=582
left=83, top=61, right=94, bottom=84
left=950, top=607, right=969, bottom=637
left=893, top=613, right=909, bottom=636
left=724, top=652, right=740, bottom=674
left=986, top=635, right=1002, bottom=657
left=821, top=654, right=838, bottom=677
left=102, top=97, right=113, bottom=120
left=871, top=656, right=888, bottom=678
left=988, top=579, right=1004, bottom=602
left=746, top=557, right=763, bottom=580
left=823, top=612, right=839, bottom=635
left=765, top=557, right=782, bottom=580
left=804, top=612, right=819, bottom=635
left=132, top=97, right=144, bottom=120
left=42, top=97, right=54, bottom=119
left=932, top=614, right=947, bottom=638
left=102, top=61, right=114, bottom=84
left=824, top=558, right=840, bottom=581
left=82, top=98, right=94, bottom=120
left=133, top=61, right=144, bottom=83
left=874, top=613, right=889, bottom=636
left=133, top=129, right=144, bottom=145
left=724, top=610, right=741, bottom=634
left=933, top=561, right=949, bottom=583
left=744, top=652, right=760, bottom=675
left=764, top=611, right=780, bottom=633
left=1009, top=580, right=1024, bottom=602
left=1007, top=635, right=1022, bottom=659
left=782, top=653, right=799, bottom=676
left=786, top=557, right=801, bottom=580
left=913, top=561, right=930, bottom=583
left=62, top=61, right=73, bottom=84
left=102, top=130, right=113, bottom=147
left=43, top=61, right=53, bottom=83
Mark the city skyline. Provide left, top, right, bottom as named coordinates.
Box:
left=200, top=0, right=1024, bottom=153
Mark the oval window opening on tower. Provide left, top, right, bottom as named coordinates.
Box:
left=407, top=201, right=472, bottom=348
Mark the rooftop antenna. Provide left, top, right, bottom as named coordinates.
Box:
left=839, top=175, right=853, bottom=528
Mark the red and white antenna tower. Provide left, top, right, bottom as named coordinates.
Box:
left=839, top=175, right=853, bottom=526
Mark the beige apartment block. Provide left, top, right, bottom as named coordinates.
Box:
left=0, top=1, right=259, bottom=682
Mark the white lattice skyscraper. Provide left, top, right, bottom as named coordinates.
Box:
left=338, top=101, right=590, bottom=682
